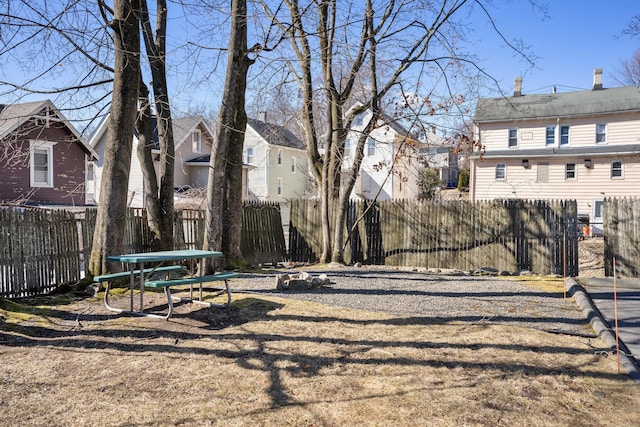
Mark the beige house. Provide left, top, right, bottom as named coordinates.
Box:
left=243, top=116, right=308, bottom=202
left=89, top=115, right=219, bottom=207
left=470, top=69, right=640, bottom=233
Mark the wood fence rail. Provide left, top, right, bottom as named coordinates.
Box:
left=289, top=198, right=579, bottom=276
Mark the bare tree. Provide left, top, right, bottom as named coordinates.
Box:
left=203, top=0, right=255, bottom=268
left=262, top=0, right=537, bottom=264
left=89, top=0, right=141, bottom=274
left=137, top=0, right=175, bottom=250
left=614, top=48, right=640, bottom=88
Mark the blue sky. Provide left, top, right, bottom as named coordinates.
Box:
left=472, top=1, right=639, bottom=95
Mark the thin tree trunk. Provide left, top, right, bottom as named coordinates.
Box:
left=89, top=0, right=141, bottom=276
left=136, top=82, right=163, bottom=249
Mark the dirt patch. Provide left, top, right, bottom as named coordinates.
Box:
left=1, top=277, right=639, bottom=426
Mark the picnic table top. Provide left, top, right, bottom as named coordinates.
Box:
left=108, top=249, right=223, bottom=264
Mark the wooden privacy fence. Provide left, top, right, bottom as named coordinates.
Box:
left=603, top=197, right=640, bottom=277
left=289, top=198, right=579, bottom=276
left=1, top=201, right=285, bottom=298
left=0, top=208, right=82, bottom=297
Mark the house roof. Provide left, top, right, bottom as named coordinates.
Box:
left=474, top=86, right=640, bottom=123
left=0, top=99, right=97, bottom=158
left=151, top=115, right=214, bottom=151
left=247, top=118, right=306, bottom=150
left=88, top=112, right=214, bottom=153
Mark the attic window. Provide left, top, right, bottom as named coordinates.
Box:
left=192, top=130, right=202, bottom=153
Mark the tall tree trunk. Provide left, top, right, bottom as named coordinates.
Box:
left=140, top=0, right=174, bottom=250
left=89, top=0, right=141, bottom=275
left=203, top=0, right=253, bottom=270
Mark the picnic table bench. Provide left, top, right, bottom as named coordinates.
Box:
left=96, top=249, right=238, bottom=320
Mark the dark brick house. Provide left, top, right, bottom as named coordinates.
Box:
left=0, top=100, right=97, bottom=206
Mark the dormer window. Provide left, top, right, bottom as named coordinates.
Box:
left=192, top=130, right=202, bottom=153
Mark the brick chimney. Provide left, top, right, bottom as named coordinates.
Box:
left=514, top=77, right=522, bottom=97
left=592, top=68, right=603, bottom=90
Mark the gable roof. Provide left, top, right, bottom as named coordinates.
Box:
left=0, top=99, right=96, bottom=158
left=247, top=117, right=306, bottom=150
left=474, top=86, right=640, bottom=123
left=151, top=115, right=214, bottom=151
left=88, top=112, right=214, bottom=153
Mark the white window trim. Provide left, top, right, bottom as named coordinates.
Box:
left=495, top=163, right=506, bottom=181
left=277, top=149, right=283, bottom=165
left=277, top=177, right=282, bottom=195
left=565, top=162, right=577, bottom=180
left=30, top=140, right=56, bottom=188
left=246, top=147, right=254, bottom=164
left=611, top=160, right=624, bottom=179
left=192, top=130, right=202, bottom=153
left=291, top=156, right=296, bottom=173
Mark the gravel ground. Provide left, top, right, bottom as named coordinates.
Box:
left=230, top=266, right=593, bottom=337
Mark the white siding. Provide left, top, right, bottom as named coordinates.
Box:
left=472, top=155, right=640, bottom=217
left=479, top=113, right=640, bottom=151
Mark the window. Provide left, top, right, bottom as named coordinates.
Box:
left=508, top=129, right=518, bottom=147
left=246, top=147, right=254, bottom=164
left=367, top=137, right=376, bottom=156
left=291, top=157, right=296, bottom=173
left=596, top=123, right=607, bottom=143
left=344, top=138, right=351, bottom=158
left=87, top=163, right=94, bottom=181
left=565, top=163, right=576, bottom=180
left=495, top=163, right=506, bottom=180
left=277, top=149, right=282, bottom=165
left=353, top=114, right=364, bottom=127
left=594, top=200, right=603, bottom=220
left=30, top=141, right=54, bottom=187
left=545, top=126, right=555, bottom=145
left=611, top=160, right=623, bottom=178
left=192, top=130, right=201, bottom=153
left=537, top=162, right=549, bottom=183
left=277, top=178, right=282, bottom=195
left=560, top=126, right=570, bottom=145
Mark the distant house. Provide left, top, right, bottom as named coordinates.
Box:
left=89, top=115, right=216, bottom=208
left=471, top=69, right=640, bottom=234
left=0, top=100, right=97, bottom=206
left=343, top=108, right=457, bottom=200
left=243, top=115, right=308, bottom=201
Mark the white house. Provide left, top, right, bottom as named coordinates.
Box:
left=343, top=108, right=456, bottom=200
left=471, top=69, right=640, bottom=234
left=243, top=116, right=308, bottom=202
left=88, top=115, right=215, bottom=208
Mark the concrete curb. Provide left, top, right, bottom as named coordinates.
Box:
left=566, top=277, right=640, bottom=385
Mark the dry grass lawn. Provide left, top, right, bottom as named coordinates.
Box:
left=1, top=279, right=640, bottom=426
